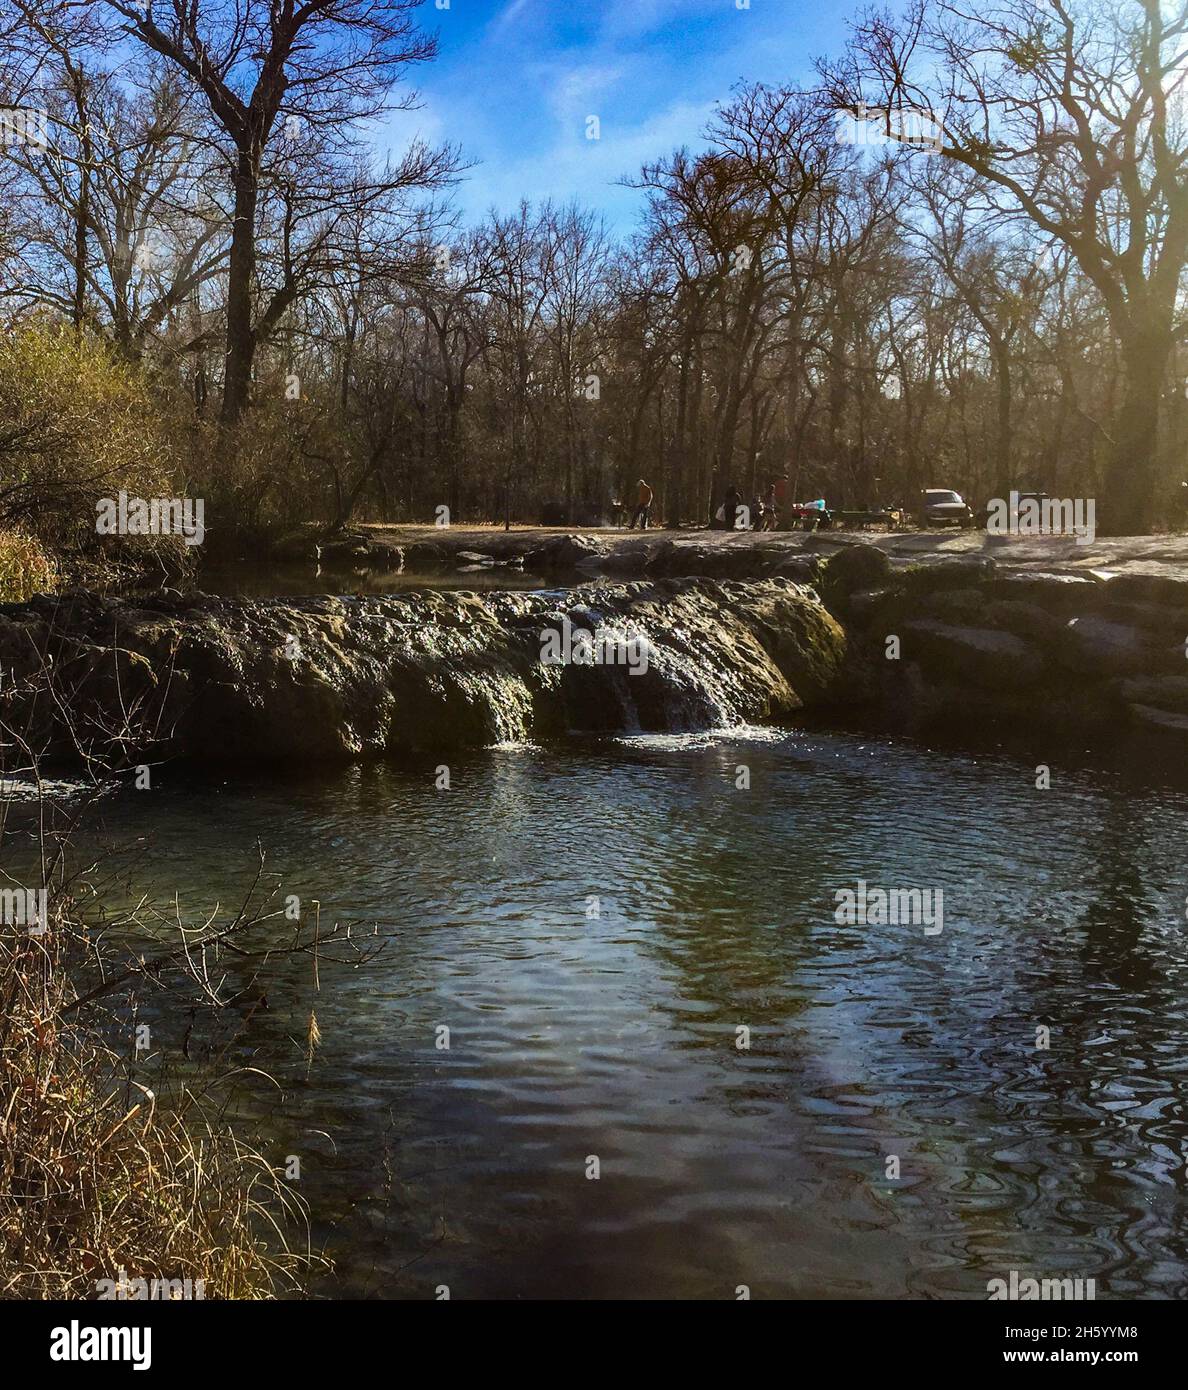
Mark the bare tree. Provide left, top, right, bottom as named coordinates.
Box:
left=5, top=57, right=227, bottom=359
left=104, top=0, right=448, bottom=426
left=823, top=0, right=1188, bottom=529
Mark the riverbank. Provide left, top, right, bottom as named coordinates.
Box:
left=250, top=518, right=1188, bottom=586
left=4, top=535, right=1188, bottom=765
left=349, top=521, right=1188, bottom=582
left=0, top=908, right=303, bottom=1298
left=823, top=544, right=1188, bottom=741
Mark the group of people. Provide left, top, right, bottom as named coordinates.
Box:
left=720, top=476, right=809, bottom=531
left=719, top=482, right=782, bottom=532
left=623, top=474, right=800, bottom=531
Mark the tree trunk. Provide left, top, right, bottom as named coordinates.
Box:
left=668, top=347, right=690, bottom=529
left=221, top=147, right=260, bottom=427
left=1102, top=330, right=1172, bottom=535
left=992, top=339, right=1012, bottom=499
left=712, top=386, right=743, bottom=524
left=67, top=63, right=90, bottom=336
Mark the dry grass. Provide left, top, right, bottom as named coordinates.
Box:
left=0, top=915, right=311, bottom=1300
left=0, top=530, right=57, bottom=603
left=0, top=646, right=335, bottom=1301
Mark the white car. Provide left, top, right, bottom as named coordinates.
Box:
left=920, top=488, right=974, bottom=528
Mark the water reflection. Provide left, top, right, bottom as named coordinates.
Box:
left=184, top=561, right=548, bottom=599
left=29, top=731, right=1188, bottom=1299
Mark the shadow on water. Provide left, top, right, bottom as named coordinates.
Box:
left=9, top=727, right=1188, bottom=1298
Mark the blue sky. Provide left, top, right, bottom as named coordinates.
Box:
left=381, top=0, right=851, bottom=236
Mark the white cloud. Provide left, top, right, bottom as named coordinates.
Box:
left=457, top=95, right=715, bottom=225
left=377, top=100, right=447, bottom=159
left=598, top=0, right=724, bottom=42
left=544, top=63, right=626, bottom=123
left=368, top=0, right=840, bottom=234
left=492, top=0, right=532, bottom=32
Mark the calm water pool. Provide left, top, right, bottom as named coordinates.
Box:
left=45, top=729, right=1188, bottom=1298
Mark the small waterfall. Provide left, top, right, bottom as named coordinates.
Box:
left=0, top=579, right=848, bottom=765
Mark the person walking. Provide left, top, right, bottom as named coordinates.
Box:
left=630, top=478, right=654, bottom=529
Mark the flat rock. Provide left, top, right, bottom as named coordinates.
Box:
left=985, top=572, right=1102, bottom=610
left=0, top=578, right=848, bottom=765
left=982, top=600, right=1065, bottom=643
left=1128, top=702, right=1188, bottom=734
left=1116, top=675, right=1188, bottom=714
left=1104, top=572, right=1188, bottom=608
left=900, top=557, right=996, bottom=593
left=646, top=543, right=773, bottom=579
left=1055, top=615, right=1152, bottom=676
left=524, top=533, right=610, bottom=571
left=900, top=621, right=1044, bottom=690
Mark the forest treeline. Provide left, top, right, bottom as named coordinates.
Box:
left=3, top=0, right=1188, bottom=560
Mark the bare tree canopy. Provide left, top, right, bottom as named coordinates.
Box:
left=1, top=0, right=1187, bottom=535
